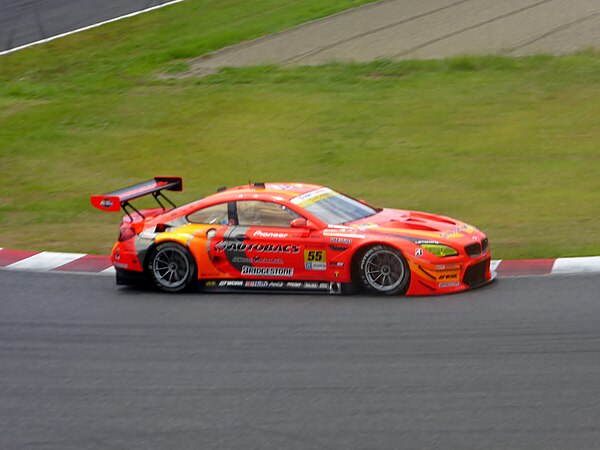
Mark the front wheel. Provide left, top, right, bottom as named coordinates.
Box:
left=359, top=245, right=410, bottom=295
left=147, top=243, right=197, bottom=293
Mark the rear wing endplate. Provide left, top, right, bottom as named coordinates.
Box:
left=91, top=176, right=182, bottom=219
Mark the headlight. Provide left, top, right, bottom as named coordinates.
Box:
left=420, top=243, right=458, bottom=257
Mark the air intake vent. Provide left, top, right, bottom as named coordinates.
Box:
left=465, top=242, right=481, bottom=258
left=463, top=259, right=489, bottom=287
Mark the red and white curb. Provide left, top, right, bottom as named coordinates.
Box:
left=1, top=248, right=600, bottom=277
left=0, top=249, right=114, bottom=276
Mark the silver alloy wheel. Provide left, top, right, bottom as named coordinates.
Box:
left=152, top=246, right=191, bottom=289
left=363, top=248, right=406, bottom=292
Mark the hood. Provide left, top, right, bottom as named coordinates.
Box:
left=344, top=208, right=486, bottom=245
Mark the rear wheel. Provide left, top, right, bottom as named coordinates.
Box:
left=359, top=245, right=410, bottom=295
left=147, top=243, right=196, bottom=292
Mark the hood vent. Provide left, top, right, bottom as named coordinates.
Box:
left=388, top=219, right=438, bottom=232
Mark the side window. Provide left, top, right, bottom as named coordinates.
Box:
left=187, top=203, right=229, bottom=225
left=237, top=201, right=300, bottom=227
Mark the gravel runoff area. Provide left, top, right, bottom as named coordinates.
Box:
left=192, top=0, right=600, bottom=75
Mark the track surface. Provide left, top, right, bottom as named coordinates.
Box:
left=0, top=0, right=176, bottom=53
left=193, top=0, right=600, bottom=73
left=2, top=270, right=599, bottom=449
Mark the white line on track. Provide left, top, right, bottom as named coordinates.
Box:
left=0, top=0, right=185, bottom=57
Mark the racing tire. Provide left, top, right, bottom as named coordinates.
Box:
left=147, top=243, right=197, bottom=293
left=358, top=245, right=410, bottom=295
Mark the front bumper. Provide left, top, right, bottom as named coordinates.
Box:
left=406, top=254, right=494, bottom=296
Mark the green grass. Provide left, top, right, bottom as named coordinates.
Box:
left=0, top=1, right=599, bottom=259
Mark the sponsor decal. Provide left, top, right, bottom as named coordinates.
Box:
left=268, top=281, right=284, bottom=288
left=205, top=281, right=217, bottom=287
left=232, top=256, right=252, bottom=264
left=254, top=256, right=284, bottom=265
left=323, top=229, right=365, bottom=239
left=329, top=237, right=353, bottom=245
left=100, top=199, right=113, bottom=208
left=218, top=280, right=244, bottom=287
left=285, top=282, right=302, bottom=288
left=415, top=248, right=424, bottom=257
left=435, top=264, right=460, bottom=270
left=113, top=262, right=128, bottom=269
left=241, top=266, right=293, bottom=277
left=329, top=245, right=349, bottom=252
left=304, top=250, right=326, bottom=271
left=253, top=230, right=288, bottom=239
left=139, top=231, right=158, bottom=240
left=216, top=241, right=300, bottom=254
left=329, top=261, right=344, bottom=267
left=268, top=184, right=296, bottom=191
left=115, top=249, right=121, bottom=261
left=440, top=225, right=474, bottom=238
left=301, top=282, right=329, bottom=290
left=290, top=187, right=335, bottom=206
left=357, top=223, right=378, bottom=230
left=232, top=255, right=286, bottom=265
left=439, top=281, right=460, bottom=288
left=437, top=272, right=459, bottom=281
left=245, top=280, right=269, bottom=288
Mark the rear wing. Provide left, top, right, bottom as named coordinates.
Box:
left=91, top=176, right=182, bottom=219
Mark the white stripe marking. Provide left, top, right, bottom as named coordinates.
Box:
left=552, top=256, right=600, bottom=274
left=0, top=0, right=185, bottom=56
left=101, top=266, right=116, bottom=276
left=6, top=251, right=85, bottom=271
left=490, top=259, right=501, bottom=272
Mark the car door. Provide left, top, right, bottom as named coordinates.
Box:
left=210, top=200, right=328, bottom=281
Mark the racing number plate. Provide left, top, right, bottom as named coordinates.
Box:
left=304, top=249, right=326, bottom=271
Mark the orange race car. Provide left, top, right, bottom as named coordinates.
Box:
left=91, top=177, right=495, bottom=296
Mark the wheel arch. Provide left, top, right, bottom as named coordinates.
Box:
left=348, top=240, right=409, bottom=283
left=142, top=237, right=192, bottom=272
left=348, top=240, right=412, bottom=295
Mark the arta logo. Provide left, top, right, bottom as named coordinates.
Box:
left=100, top=199, right=113, bottom=208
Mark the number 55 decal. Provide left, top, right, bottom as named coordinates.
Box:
left=304, top=250, right=326, bottom=270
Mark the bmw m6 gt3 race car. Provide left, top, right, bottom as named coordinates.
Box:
left=91, top=177, right=494, bottom=296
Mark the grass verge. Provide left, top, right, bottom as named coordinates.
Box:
left=0, top=2, right=598, bottom=259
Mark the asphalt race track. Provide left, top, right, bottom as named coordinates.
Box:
left=1, top=270, right=599, bottom=449
left=2, top=1, right=600, bottom=448
left=0, top=0, right=177, bottom=53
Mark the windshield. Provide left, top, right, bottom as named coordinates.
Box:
left=290, top=187, right=378, bottom=224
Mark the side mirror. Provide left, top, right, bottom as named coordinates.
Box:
left=290, top=218, right=319, bottom=230
left=290, top=218, right=308, bottom=228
